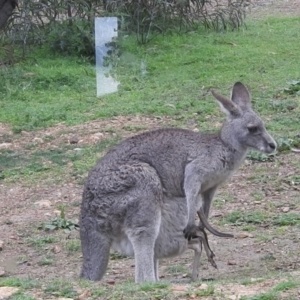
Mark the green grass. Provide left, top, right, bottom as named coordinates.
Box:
left=223, top=210, right=300, bottom=228
left=273, top=213, right=300, bottom=226
left=273, top=280, right=298, bottom=292
left=28, top=236, right=57, bottom=248
left=0, top=17, right=299, bottom=137
left=194, top=285, right=214, bottom=296
left=65, top=239, right=81, bottom=253
left=241, top=292, right=279, bottom=300
left=37, top=256, right=54, bottom=266
left=8, top=294, right=36, bottom=300
left=0, top=277, right=40, bottom=289
left=223, top=210, right=268, bottom=225
left=44, top=279, right=78, bottom=298
left=0, top=136, right=120, bottom=182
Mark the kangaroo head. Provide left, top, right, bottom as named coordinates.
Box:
left=212, top=82, right=276, bottom=154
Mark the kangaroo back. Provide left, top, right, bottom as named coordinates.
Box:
left=80, top=82, right=277, bottom=283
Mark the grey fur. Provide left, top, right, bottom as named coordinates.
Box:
left=80, top=82, right=276, bottom=283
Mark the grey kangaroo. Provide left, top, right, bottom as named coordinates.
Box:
left=80, top=82, right=276, bottom=283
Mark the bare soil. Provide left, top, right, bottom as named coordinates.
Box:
left=0, top=1, right=300, bottom=299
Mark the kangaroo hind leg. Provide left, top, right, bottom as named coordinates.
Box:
left=126, top=163, right=163, bottom=283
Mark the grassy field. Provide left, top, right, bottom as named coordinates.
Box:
left=0, top=17, right=299, bottom=135
left=0, top=3, right=300, bottom=300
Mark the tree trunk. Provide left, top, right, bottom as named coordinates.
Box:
left=0, top=0, right=17, bottom=30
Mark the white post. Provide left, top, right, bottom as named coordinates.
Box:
left=95, top=17, right=119, bottom=97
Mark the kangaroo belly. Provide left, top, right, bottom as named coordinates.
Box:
left=111, top=196, right=188, bottom=259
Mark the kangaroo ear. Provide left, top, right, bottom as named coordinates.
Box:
left=231, top=82, right=251, bottom=109
left=211, top=90, right=241, bottom=117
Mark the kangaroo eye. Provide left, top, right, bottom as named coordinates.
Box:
left=248, top=126, right=258, bottom=134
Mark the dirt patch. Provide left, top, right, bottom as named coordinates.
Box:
left=0, top=115, right=176, bottom=153
left=0, top=115, right=300, bottom=298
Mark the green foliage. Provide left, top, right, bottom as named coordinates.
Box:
left=247, top=151, right=275, bottom=162
left=273, top=280, right=298, bottom=291
left=284, top=80, right=300, bottom=95
left=273, top=213, right=300, bottom=226
left=224, top=210, right=267, bottom=225
left=43, top=206, right=79, bottom=232
left=276, top=137, right=300, bottom=153
left=46, top=19, right=94, bottom=60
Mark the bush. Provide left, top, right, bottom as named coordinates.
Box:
left=106, top=0, right=250, bottom=43
left=1, top=0, right=249, bottom=60
left=46, top=19, right=95, bottom=59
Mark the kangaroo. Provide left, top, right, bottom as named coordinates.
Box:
left=80, top=82, right=276, bottom=283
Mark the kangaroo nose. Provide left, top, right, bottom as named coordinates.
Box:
left=269, top=142, right=276, bottom=150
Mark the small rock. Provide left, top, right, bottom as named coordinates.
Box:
left=198, top=283, right=208, bottom=290
left=106, top=280, right=115, bottom=285
left=236, top=232, right=250, bottom=239
left=228, top=260, right=237, bottom=265
left=0, top=287, right=19, bottom=299
left=182, top=273, right=188, bottom=278
left=228, top=295, right=237, bottom=300
left=53, top=210, right=61, bottom=216
left=0, top=240, right=3, bottom=251
left=23, top=72, right=35, bottom=77
left=0, top=268, right=5, bottom=277
left=52, top=245, right=62, bottom=254
left=0, top=143, right=12, bottom=149
left=91, top=132, right=104, bottom=143
left=172, top=285, right=189, bottom=293
left=282, top=207, right=290, bottom=213
left=33, top=137, right=44, bottom=144
left=34, top=200, right=52, bottom=209
left=77, top=289, right=91, bottom=300
left=69, top=135, right=79, bottom=144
